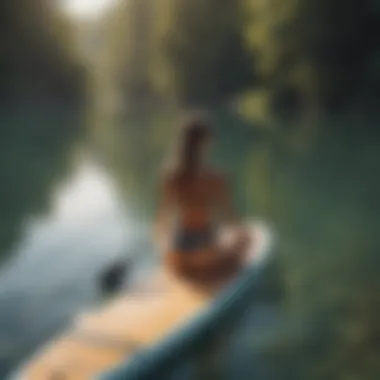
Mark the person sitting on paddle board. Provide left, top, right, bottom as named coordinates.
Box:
left=154, top=115, right=251, bottom=282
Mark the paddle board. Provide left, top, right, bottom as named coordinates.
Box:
left=10, top=221, right=271, bottom=380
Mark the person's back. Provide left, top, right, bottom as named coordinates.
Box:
left=155, top=116, right=249, bottom=283
left=166, top=169, right=225, bottom=230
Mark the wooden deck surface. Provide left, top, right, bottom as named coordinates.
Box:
left=19, top=270, right=213, bottom=380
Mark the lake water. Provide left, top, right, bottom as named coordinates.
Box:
left=1, top=109, right=378, bottom=379
left=0, top=155, right=155, bottom=377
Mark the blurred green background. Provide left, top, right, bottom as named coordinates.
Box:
left=0, top=0, right=379, bottom=378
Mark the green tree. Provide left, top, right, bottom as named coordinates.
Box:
left=164, top=0, right=256, bottom=107
left=0, top=0, right=86, bottom=109
left=246, top=0, right=380, bottom=120
left=0, top=0, right=86, bottom=259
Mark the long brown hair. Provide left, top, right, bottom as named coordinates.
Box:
left=173, top=116, right=212, bottom=179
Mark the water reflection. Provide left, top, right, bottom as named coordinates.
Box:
left=0, top=110, right=83, bottom=259
left=0, top=159, right=134, bottom=377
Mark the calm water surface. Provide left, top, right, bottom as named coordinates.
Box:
left=0, top=156, right=152, bottom=377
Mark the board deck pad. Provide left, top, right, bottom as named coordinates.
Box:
left=14, top=223, right=268, bottom=380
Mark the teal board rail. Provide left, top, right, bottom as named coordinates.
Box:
left=100, top=223, right=274, bottom=380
